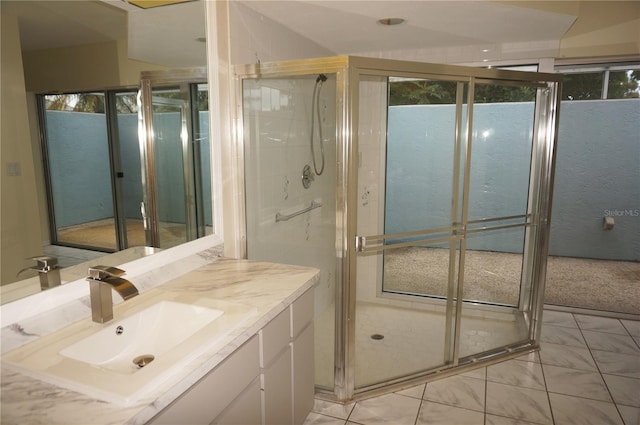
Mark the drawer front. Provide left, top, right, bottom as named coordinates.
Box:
left=260, top=307, right=291, bottom=367
left=212, top=377, right=262, bottom=425
left=293, top=324, right=315, bottom=425
left=263, top=345, right=293, bottom=425
left=291, top=289, right=314, bottom=338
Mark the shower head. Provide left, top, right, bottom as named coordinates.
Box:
left=316, top=74, right=327, bottom=83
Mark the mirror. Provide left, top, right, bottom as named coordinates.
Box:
left=0, top=0, right=209, bottom=303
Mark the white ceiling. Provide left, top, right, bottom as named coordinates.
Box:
left=2, top=0, right=577, bottom=66
left=239, top=1, right=577, bottom=55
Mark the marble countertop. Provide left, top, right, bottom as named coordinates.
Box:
left=1, top=242, right=319, bottom=425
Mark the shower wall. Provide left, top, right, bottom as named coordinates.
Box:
left=243, top=76, right=337, bottom=315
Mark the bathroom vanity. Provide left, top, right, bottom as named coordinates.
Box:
left=0, top=239, right=319, bottom=425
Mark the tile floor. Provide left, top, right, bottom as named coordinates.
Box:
left=304, top=310, right=640, bottom=425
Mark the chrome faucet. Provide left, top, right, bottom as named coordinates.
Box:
left=86, top=266, right=139, bottom=323
left=17, top=256, right=61, bottom=290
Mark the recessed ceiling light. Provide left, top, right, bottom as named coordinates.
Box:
left=377, top=18, right=406, bottom=26
left=482, top=49, right=491, bottom=53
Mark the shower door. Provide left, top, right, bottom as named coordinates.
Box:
left=354, top=75, right=466, bottom=388
left=353, top=70, right=553, bottom=391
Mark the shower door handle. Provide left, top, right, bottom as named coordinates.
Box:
left=355, top=235, right=366, bottom=252
left=140, top=202, right=149, bottom=230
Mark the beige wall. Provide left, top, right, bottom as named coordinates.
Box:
left=559, top=1, right=640, bottom=59
left=500, top=1, right=640, bottom=60
left=1, top=14, right=44, bottom=285
left=117, top=39, right=168, bottom=87
left=22, top=42, right=121, bottom=93
left=22, top=39, right=167, bottom=93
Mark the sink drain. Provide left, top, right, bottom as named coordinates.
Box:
left=133, top=354, right=155, bottom=368
left=370, top=333, right=385, bottom=340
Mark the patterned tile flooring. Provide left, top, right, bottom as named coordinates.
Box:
left=304, top=311, right=640, bottom=425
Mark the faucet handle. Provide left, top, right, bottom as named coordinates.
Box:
left=17, top=256, right=59, bottom=277
left=88, top=265, right=126, bottom=280
left=30, top=256, right=58, bottom=270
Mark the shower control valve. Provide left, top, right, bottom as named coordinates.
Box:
left=302, top=164, right=314, bottom=189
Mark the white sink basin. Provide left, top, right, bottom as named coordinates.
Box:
left=2, top=290, right=257, bottom=406
left=60, top=301, right=223, bottom=374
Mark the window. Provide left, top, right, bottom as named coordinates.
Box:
left=557, top=63, right=640, bottom=100
left=388, top=79, right=537, bottom=105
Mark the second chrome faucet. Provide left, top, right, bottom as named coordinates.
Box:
left=86, top=266, right=139, bottom=323
left=17, top=256, right=61, bottom=290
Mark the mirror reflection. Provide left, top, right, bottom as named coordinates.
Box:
left=1, top=0, right=208, bottom=302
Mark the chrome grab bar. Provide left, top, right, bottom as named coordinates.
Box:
left=276, top=200, right=323, bottom=223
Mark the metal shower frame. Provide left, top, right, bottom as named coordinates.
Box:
left=233, top=56, right=562, bottom=402
left=138, top=68, right=209, bottom=248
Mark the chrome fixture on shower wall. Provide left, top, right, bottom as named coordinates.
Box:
left=302, top=164, right=314, bottom=189
left=310, top=74, right=327, bottom=176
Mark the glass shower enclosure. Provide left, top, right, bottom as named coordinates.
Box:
left=236, top=56, right=561, bottom=402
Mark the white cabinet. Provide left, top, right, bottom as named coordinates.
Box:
left=149, top=289, right=315, bottom=425
left=213, top=377, right=262, bottom=425
left=293, top=324, right=314, bottom=425
left=261, top=308, right=293, bottom=425
left=150, top=335, right=260, bottom=425
left=262, top=344, right=293, bottom=424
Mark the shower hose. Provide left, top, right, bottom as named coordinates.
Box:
left=310, top=74, right=327, bottom=176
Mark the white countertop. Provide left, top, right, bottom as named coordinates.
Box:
left=0, top=240, right=319, bottom=425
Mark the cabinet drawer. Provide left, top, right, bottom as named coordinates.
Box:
left=263, top=344, right=293, bottom=425
left=260, top=308, right=290, bottom=367
left=293, top=324, right=315, bottom=425
left=291, top=289, right=314, bottom=338
left=212, top=377, right=261, bottom=425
